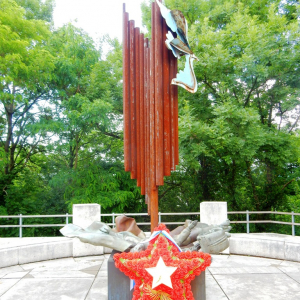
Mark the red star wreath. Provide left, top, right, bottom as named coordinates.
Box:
left=114, top=223, right=211, bottom=300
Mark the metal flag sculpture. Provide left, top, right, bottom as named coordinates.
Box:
left=123, top=0, right=197, bottom=231
left=156, top=0, right=198, bottom=93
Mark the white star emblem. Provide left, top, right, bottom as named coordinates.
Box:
left=145, top=256, right=177, bottom=289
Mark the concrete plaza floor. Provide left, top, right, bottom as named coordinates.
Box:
left=0, top=254, right=300, bottom=300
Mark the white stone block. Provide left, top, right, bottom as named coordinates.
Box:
left=284, top=236, right=300, bottom=262
left=73, top=204, right=101, bottom=228
left=229, top=233, right=285, bottom=260
left=18, top=239, right=73, bottom=264
left=73, top=238, right=103, bottom=257
left=104, top=247, right=112, bottom=254
left=72, top=204, right=102, bottom=256
left=200, top=201, right=227, bottom=225
left=0, top=248, right=19, bottom=268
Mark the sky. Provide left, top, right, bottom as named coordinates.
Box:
left=53, top=0, right=146, bottom=43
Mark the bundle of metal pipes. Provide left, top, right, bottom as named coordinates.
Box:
left=123, top=1, right=179, bottom=231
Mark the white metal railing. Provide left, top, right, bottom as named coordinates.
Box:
left=0, top=214, right=71, bottom=238
left=0, top=211, right=299, bottom=238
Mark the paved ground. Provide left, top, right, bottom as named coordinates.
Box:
left=0, top=254, right=300, bottom=300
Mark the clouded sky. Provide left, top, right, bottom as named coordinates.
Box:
left=53, top=0, right=146, bottom=43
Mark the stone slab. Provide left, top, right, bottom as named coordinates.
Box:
left=209, top=266, right=281, bottom=275
left=214, top=273, right=300, bottom=300
left=85, top=277, right=108, bottom=300
left=229, top=233, right=285, bottom=260
left=18, top=239, right=73, bottom=265
left=206, top=274, right=227, bottom=300
left=0, top=238, right=73, bottom=268
left=2, top=271, right=29, bottom=279
left=284, top=236, right=300, bottom=262
left=0, top=278, right=94, bottom=300
left=73, top=238, right=103, bottom=257
left=0, top=265, right=24, bottom=279
left=0, top=279, right=20, bottom=297
left=29, top=270, right=95, bottom=278
left=0, top=248, right=19, bottom=268
left=200, top=202, right=227, bottom=225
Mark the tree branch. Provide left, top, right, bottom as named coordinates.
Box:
left=244, top=77, right=258, bottom=107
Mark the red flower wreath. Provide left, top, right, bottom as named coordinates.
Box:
left=114, top=223, right=211, bottom=300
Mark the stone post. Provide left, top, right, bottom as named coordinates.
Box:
left=72, top=204, right=103, bottom=257
left=200, top=201, right=228, bottom=225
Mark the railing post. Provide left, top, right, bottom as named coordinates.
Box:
left=246, top=210, right=250, bottom=234
left=158, top=212, right=161, bottom=224
left=112, top=212, right=115, bottom=227
left=292, top=211, right=295, bottom=236
left=19, top=214, right=22, bottom=238
left=66, top=213, right=69, bottom=225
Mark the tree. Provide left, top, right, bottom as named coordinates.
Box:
left=45, top=25, right=145, bottom=213
left=141, top=0, right=300, bottom=215
left=0, top=0, right=55, bottom=207
left=15, top=0, right=54, bottom=22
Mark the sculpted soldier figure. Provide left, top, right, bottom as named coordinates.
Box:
left=60, top=215, right=231, bottom=254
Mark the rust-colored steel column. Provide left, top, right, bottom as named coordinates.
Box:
left=123, top=5, right=130, bottom=172
left=129, top=20, right=137, bottom=179
left=150, top=1, right=157, bottom=228
left=170, top=54, right=176, bottom=171
left=162, top=21, right=171, bottom=176
left=154, top=0, right=164, bottom=187
left=135, top=27, right=141, bottom=186
left=139, top=33, right=145, bottom=194
left=174, top=59, right=179, bottom=166
left=144, top=40, right=149, bottom=204
left=146, top=42, right=151, bottom=212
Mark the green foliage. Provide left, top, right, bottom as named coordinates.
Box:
left=64, top=161, right=146, bottom=213
left=140, top=0, right=300, bottom=227
left=1, top=0, right=300, bottom=237
left=14, top=0, right=54, bottom=22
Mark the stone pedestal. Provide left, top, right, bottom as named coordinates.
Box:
left=200, top=201, right=227, bottom=225
left=73, top=204, right=101, bottom=228
left=108, top=250, right=206, bottom=300
left=72, top=204, right=103, bottom=257
left=191, top=271, right=206, bottom=300
left=108, top=250, right=134, bottom=300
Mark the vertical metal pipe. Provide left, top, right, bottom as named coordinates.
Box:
left=150, top=2, right=158, bottom=229
left=19, top=214, right=22, bottom=238
left=135, top=27, right=141, bottom=186
left=66, top=213, right=69, bottom=225
left=154, top=0, right=164, bottom=186
left=112, top=213, right=115, bottom=227
left=150, top=2, right=156, bottom=193
left=144, top=41, right=149, bottom=203
left=169, top=55, right=176, bottom=170
left=173, top=58, right=179, bottom=166
left=123, top=6, right=131, bottom=172
left=150, top=188, right=159, bottom=231
left=146, top=42, right=151, bottom=214
left=292, top=211, right=295, bottom=236
left=162, top=21, right=171, bottom=176
left=246, top=210, right=250, bottom=234
left=140, top=33, right=145, bottom=194
left=129, top=20, right=137, bottom=179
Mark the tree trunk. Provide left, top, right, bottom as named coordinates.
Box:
left=245, top=160, right=260, bottom=209
left=4, top=104, right=14, bottom=176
